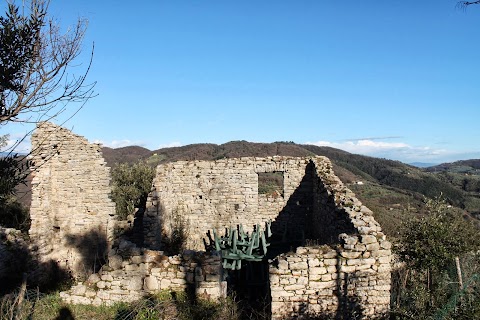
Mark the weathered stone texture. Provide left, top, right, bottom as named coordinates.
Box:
left=27, top=123, right=391, bottom=319
left=29, top=122, right=116, bottom=277
left=144, top=157, right=320, bottom=250
left=60, top=241, right=226, bottom=305
left=270, top=244, right=391, bottom=319
left=144, top=156, right=392, bottom=319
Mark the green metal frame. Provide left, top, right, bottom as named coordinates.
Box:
left=206, top=221, right=272, bottom=270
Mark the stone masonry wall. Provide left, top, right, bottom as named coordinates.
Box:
left=144, top=157, right=318, bottom=250
left=29, top=122, right=116, bottom=277
left=26, top=124, right=391, bottom=318
left=269, top=157, right=392, bottom=319
left=270, top=242, right=391, bottom=319
left=60, top=239, right=225, bottom=305
left=145, top=156, right=392, bottom=319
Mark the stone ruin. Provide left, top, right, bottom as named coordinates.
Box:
left=29, top=122, right=116, bottom=276
left=27, top=122, right=392, bottom=319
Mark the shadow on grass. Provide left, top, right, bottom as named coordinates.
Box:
left=54, top=306, right=75, bottom=320
left=112, top=292, right=229, bottom=320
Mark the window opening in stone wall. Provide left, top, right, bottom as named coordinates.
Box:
left=258, top=171, right=284, bottom=197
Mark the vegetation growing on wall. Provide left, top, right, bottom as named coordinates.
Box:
left=162, top=209, right=189, bottom=255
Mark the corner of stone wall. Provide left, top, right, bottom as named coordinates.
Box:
left=270, top=241, right=391, bottom=319
left=96, top=155, right=391, bottom=317
left=269, top=156, right=392, bottom=319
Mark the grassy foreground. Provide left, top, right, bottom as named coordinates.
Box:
left=1, top=290, right=241, bottom=320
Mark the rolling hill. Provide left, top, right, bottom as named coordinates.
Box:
left=101, top=141, right=480, bottom=237
left=426, top=159, right=480, bottom=173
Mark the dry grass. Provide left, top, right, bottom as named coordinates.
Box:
left=1, top=289, right=241, bottom=320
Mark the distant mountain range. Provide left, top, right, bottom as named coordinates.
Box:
left=409, top=162, right=438, bottom=168
left=102, top=141, right=480, bottom=237
left=8, top=140, right=479, bottom=238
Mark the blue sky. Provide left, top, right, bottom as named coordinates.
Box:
left=2, top=1, right=480, bottom=164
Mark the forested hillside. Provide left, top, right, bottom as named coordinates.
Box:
left=102, top=141, right=480, bottom=237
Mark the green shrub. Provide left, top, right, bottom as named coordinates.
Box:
left=398, top=194, right=480, bottom=272
left=392, top=194, right=480, bottom=319
left=0, top=195, right=30, bottom=232
left=162, top=210, right=189, bottom=255
left=0, top=152, right=33, bottom=231
left=111, top=162, right=155, bottom=220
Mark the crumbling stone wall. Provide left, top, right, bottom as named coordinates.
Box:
left=145, top=156, right=392, bottom=318
left=27, top=123, right=391, bottom=318
left=29, top=123, right=225, bottom=305
left=144, top=157, right=317, bottom=250
left=29, top=122, right=116, bottom=277
left=270, top=239, right=391, bottom=318
left=60, top=239, right=225, bottom=305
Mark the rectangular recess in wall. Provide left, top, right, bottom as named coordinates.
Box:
left=258, top=171, right=284, bottom=197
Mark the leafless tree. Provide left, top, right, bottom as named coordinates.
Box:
left=0, top=0, right=95, bottom=126
left=457, top=1, right=480, bottom=9
left=0, top=0, right=95, bottom=209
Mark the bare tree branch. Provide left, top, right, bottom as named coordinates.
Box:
left=0, top=0, right=95, bottom=124
left=457, top=0, right=480, bottom=9
left=0, top=0, right=96, bottom=203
